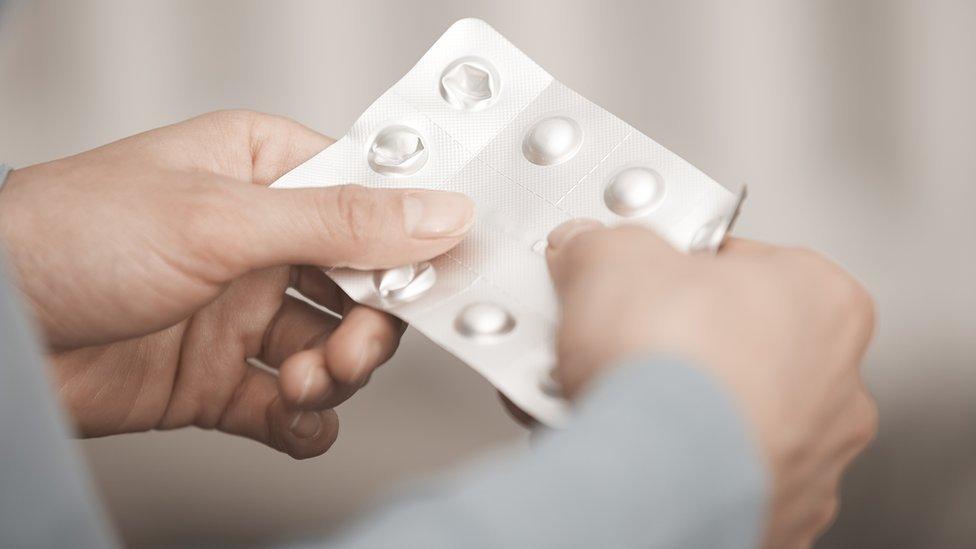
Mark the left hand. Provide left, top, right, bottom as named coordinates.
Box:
left=0, top=110, right=474, bottom=458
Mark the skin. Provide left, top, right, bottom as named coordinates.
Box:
left=0, top=110, right=475, bottom=458
left=1, top=111, right=876, bottom=547
left=540, top=219, right=878, bottom=549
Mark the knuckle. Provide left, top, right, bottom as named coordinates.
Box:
left=846, top=280, right=876, bottom=329
left=830, top=272, right=876, bottom=335
left=206, top=108, right=259, bottom=131
left=788, top=247, right=876, bottom=330
left=330, top=184, right=377, bottom=245
left=782, top=246, right=834, bottom=276
left=854, top=393, right=880, bottom=446
left=816, top=497, right=841, bottom=531
left=786, top=247, right=835, bottom=278
left=251, top=111, right=304, bottom=140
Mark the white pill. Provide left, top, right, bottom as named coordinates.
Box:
left=439, top=57, right=499, bottom=111
left=454, top=302, right=516, bottom=340
left=603, top=166, right=665, bottom=217
left=521, top=115, right=583, bottom=166
left=368, top=125, right=427, bottom=176
left=373, top=262, right=436, bottom=302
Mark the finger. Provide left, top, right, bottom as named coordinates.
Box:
left=546, top=221, right=678, bottom=296
left=216, top=366, right=340, bottom=459
left=291, top=264, right=406, bottom=334
left=547, top=218, right=605, bottom=251
left=278, top=304, right=403, bottom=410
left=229, top=184, right=475, bottom=273
left=544, top=219, right=605, bottom=293
left=244, top=112, right=337, bottom=186
left=842, top=389, right=879, bottom=461
left=169, top=111, right=334, bottom=185
left=258, top=295, right=341, bottom=369
left=291, top=265, right=345, bottom=314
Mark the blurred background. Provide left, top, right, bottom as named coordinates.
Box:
left=1, top=0, right=974, bottom=547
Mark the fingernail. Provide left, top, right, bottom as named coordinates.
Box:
left=296, top=361, right=318, bottom=405
left=352, top=339, right=385, bottom=387
left=402, top=191, right=474, bottom=238
left=289, top=411, right=323, bottom=439
left=548, top=218, right=602, bottom=250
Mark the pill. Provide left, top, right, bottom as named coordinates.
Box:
left=689, top=217, right=726, bottom=253
left=454, top=302, right=516, bottom=339
left=373, top=262, right=436, bottom=302
left=368, top=125, right=427, bottom=176
left=603, top=166, right=665, bottom=217
left=439, top=57, right=498, bottom=111
left=521, top=115, right=583, bottom=166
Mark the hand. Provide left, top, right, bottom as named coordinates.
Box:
left=0, top=110, right=473, bottom=458
left=543, top=219, right=877, bottom=549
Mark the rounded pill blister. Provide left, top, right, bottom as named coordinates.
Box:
left=373, top=262, right=436, bottom=302
left=522, top=115, right=583, bottom=166
left=367, top=125, right=428, bottom=176
left=454, top=302, right=516, bottom=340
left=604, top=166, right=665, bottom=217
left=439, top=57, right=500, bottom=111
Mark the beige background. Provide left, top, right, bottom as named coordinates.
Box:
left=1, top=1, right=974, bottom=547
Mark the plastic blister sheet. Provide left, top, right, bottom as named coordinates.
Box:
left=272, top=18, right=744, bottom=426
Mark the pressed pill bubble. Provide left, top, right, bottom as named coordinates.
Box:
left=603, top=166, right=665, bottom=217
left=373, top=262, right=436, bottom=302
left=368, top=125, right=428, bottom=176
left=521, top=115, right=583, bottom=166
left=439, top=57, right=500, bottom=111
left=454, top=302, right=516, bottom=340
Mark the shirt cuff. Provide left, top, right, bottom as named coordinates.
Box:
left=321, top=356, right=768, bottom=549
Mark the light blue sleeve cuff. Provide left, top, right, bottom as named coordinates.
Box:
left=311, top=357, right=768, bottom=549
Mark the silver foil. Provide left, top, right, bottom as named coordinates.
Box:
left=272, top=19, right=744, bottom=426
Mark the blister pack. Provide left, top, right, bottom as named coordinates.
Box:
left=272, top=18, right=745, bottom=426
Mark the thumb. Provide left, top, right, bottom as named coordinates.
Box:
left=232, top=184, right=474, bottom=272
left=545, top=220, right=679, bottom=296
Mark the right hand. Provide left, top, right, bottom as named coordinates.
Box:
left=544, top=219, right=878, bottom=549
